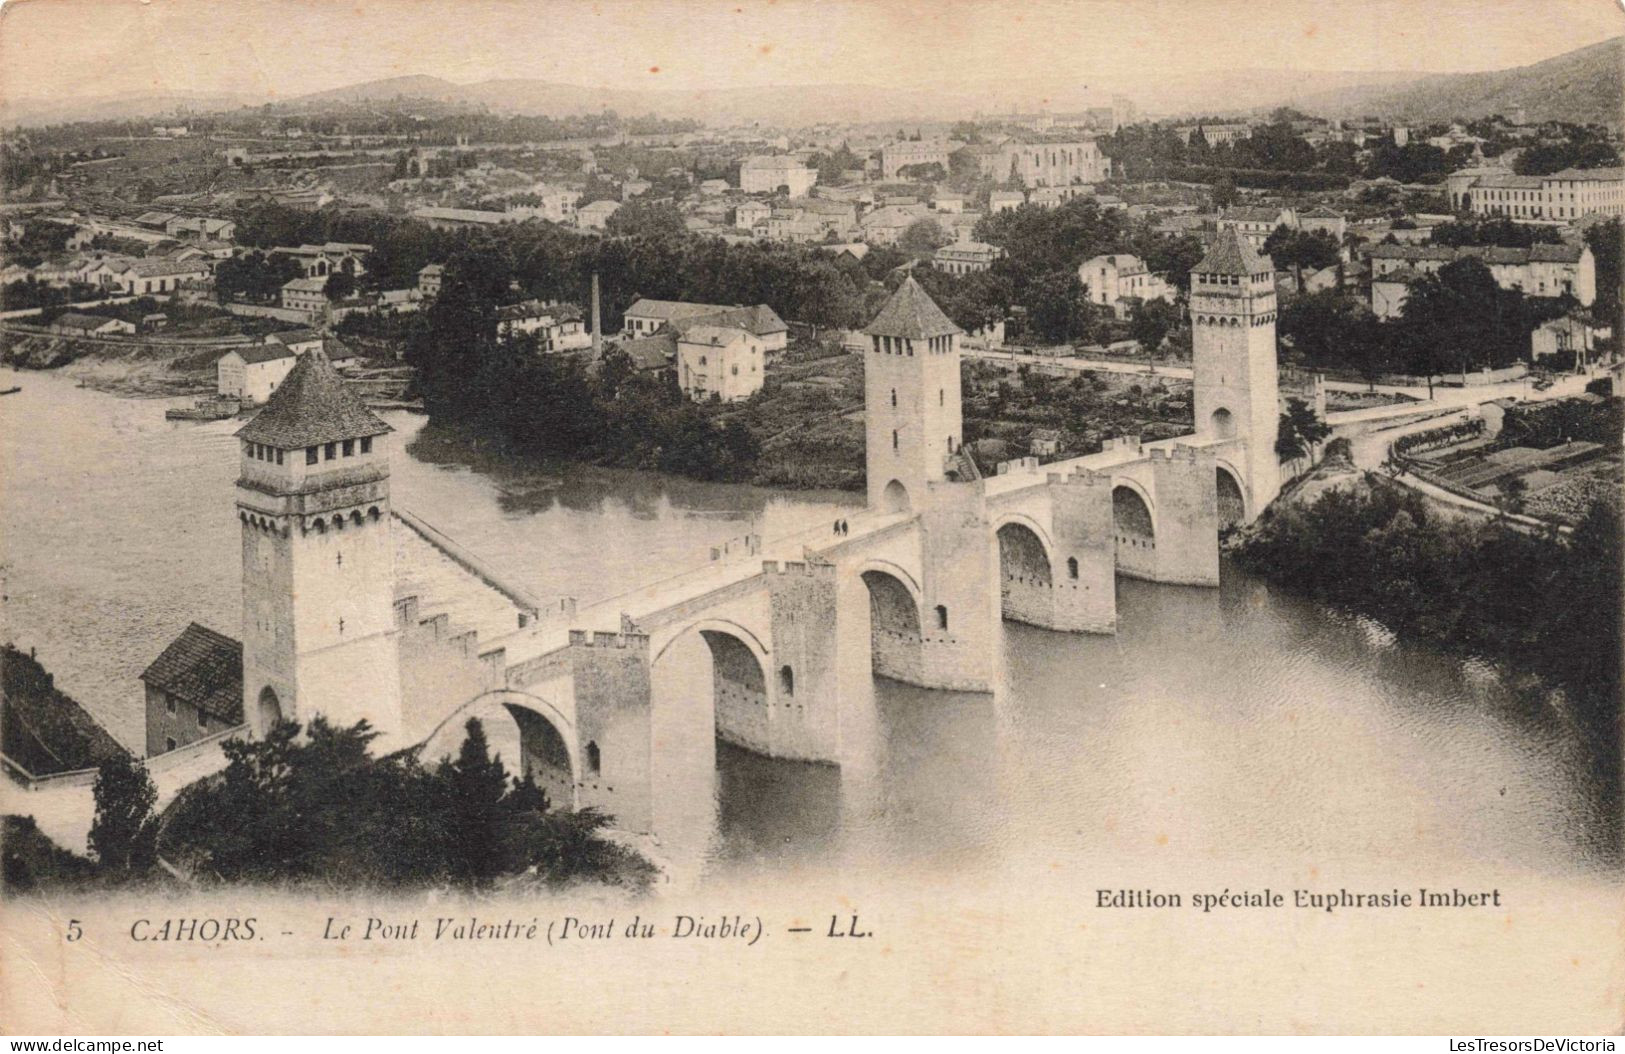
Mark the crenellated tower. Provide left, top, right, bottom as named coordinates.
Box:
left=862, top=275, right=965, bottom=512
left=234, top=350, right=403, bottom=748
left=1189, top=229, right=1281, bottom=515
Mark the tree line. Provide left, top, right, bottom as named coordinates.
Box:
left=3, top=717, right=656, bottom=893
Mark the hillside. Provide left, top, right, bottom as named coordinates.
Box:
left=1299, top=36, right=1624, bottom=127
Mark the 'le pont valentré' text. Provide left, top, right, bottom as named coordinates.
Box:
left=1097, top=888, right=1503, bottom=913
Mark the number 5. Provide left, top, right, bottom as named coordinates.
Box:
left=65, top=920, right=81, bottom=942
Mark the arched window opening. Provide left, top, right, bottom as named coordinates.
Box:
left=935, top=605, right=948, bottom=631
left=778, top=665, right=795, bottom=697
left=585, top=741, right=601, bottom=776
left=1067, top=556, right=1079, bottom=579
left=892, top=429, right=899, bottom=451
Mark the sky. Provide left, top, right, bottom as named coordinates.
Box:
left=0, top=0, right=1619, bottom=103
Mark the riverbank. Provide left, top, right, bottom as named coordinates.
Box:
left=0, top=330, right=218, bottom=397
left=1233, top=462, right=1622, bottom=850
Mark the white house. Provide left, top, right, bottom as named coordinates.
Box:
left=739, top=156, right=817, bottom=196
left=1078, top=253, right=1175, bottom=318
left=280, top=277, right=329, bottom=316
left=217, top=343, right=297, bottom=404
left=677, top=324, right=765, bottom=402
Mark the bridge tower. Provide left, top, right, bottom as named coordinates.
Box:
left=1189, top=228, right=1281, bottom=515
left=862, top=275, right=965, bottom=513
left=234, top=349, right=404, bottom=748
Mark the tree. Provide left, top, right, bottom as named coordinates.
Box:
left=88, top=752, right=159, bottom=875
left=604, top=198, right=687, bottom=240
left=324, top=271, right=356, bottom=301
left=1022, top=270, right=1100, bottom=345
left=1275, top=396, right=1331, bottom=467
left=899, top=217, right=948, bottom=253
left=1128, top=297, right=1180, bottom=353
left=1211, top=176, right=1239, bottom=209
left=442, top=718, right=511, bottom=886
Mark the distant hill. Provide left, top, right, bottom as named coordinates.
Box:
left=3, top=35, right=1619, bottom=130
left=1293, top=36, right=1624, bottom=127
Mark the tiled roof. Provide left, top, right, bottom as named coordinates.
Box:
left=231, top=343, right=296, bottom=365
left=863, top=275, right=961, bottom=339
left=139, top=623, right=243, bottom=724
left=616, top=333, right=676, bottom=371
left=1367, top=242, right=1583, bottom=264
left=1548, top=167, right=1624, bottom=182
left=1194, top=228, right=1271, bottom=276
left=236, top=350, right=392, bottom=448
left=1222, top=206, right=1288, bottom=223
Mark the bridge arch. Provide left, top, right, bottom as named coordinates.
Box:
left=417, top=689, right=579, bottom=809
left=652, top=618, right=777, bottom=758
left=860, top=567, right=924, bottom=683
left=1215, top=460, right=1247, bottom=529
left=994, top=517, right=1056, bottom=627
left=1112, top=480, right=1157, bottom=578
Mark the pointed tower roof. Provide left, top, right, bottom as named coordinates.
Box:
left=236, top=350, right=392, bottom=449
left=1194, top=228, right=1272, bottom=276
left=863, top=275, right=962, bottom=340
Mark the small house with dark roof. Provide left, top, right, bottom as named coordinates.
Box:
left=141, top=622, right=244, bottom=755
left=217, top=341, right=296, bottom=403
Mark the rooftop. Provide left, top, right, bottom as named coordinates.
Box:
left=1194, top=228, right=1272, bottom=277
left=863, top=275, right=962, bottom=340
left=236, top=349, right=392, bottom=449
left=139, top=622, right=243, bottom=725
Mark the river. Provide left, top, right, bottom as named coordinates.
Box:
left=0, top=366, right=1615, bottom=885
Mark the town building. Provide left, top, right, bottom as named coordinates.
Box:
left=860, top=202, right=934, bottom=246
left=677, top=323, right=767, bottom=402
left=496, top=301, right=590, bottom=351
left=734, top=200, right=771, bottom=230
left=989, top=191, right=1026, bottom=214
left=699, top=179, right=731, bottom=195
left=141, top=622, right=243, bottom=756
left=269, top=243, right=370, bottom=279
left=266, top=330, right=330, bottom=357
left=1365, top=242, right=1596, bottom=315
left=1174, top=123, right=1252, bottom=148
left=880, top=140, right=954, bottom=181
left=280, top=276, right=330, bottom=316
left=933, top=241, right=1004, bottom=275
left=740, top=155, right=818, bottom=196
left=1217, top=205, right=1298, bottom=249
left=217, top=343, right=297, bottom=404
left=576, top=200, right=622, bottom=230
left=51, top=312, right=134, bottom=336
left=1530, top=314, right=1607, bottom=369
left=1077, top=253, right=1176, bottom=318
left=622, top=299, right=788, bottom=353
left=1444, top=166, right=1625, bottom=221
left=417, top=264, right=444, bottom=297
left=976, top=139, right=1111, bottom=187
left=1298, top=205, right=1348, bottom=242
left=164, top=215, right=236, bottom=242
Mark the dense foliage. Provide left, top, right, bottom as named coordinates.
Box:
left=1236, top=482, right=1621, bottom=800
left=161, top=717, right=656, bottom=891
left=405, top=257, right=762, bottom=482
left=1278, top=256, right=1573, bottom=380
